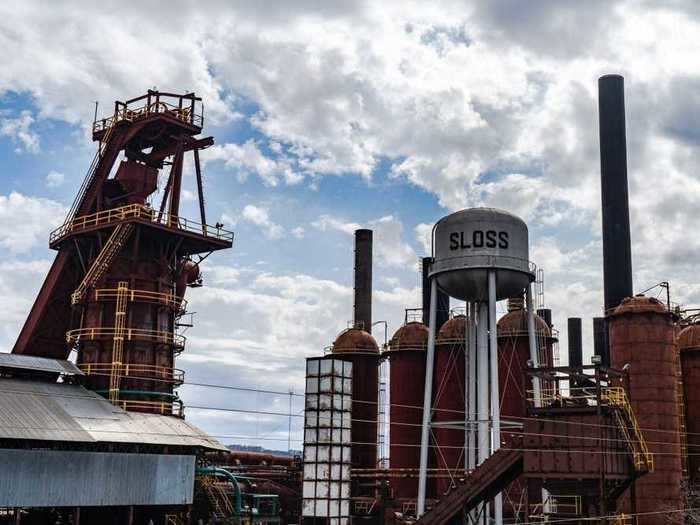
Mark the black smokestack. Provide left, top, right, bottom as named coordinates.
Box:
left=593, top=317, right=609, bottom=366
left=422, top=257, right=449, bottom=330
left=354, top=229, right=372, bottom=333
left=599, top=74, right=633, bottom=313
left=567, top=318, right=583, bottom=367
left=537, top=308, right=552, bottom=329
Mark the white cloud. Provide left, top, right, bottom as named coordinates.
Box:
left=241, top=204, right=284, bottom=239
left=45, top=170, right=64, bottom=188
left=204, top=140, right=302, bottom=186
left=415, top=223, right=433, bottom=255
left=0, top=192, right=65, bottom=254
left=0, top=110, right=39, bottom=153
left=291, top=226, right=305, bottom=239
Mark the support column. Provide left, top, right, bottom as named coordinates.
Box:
left=74, top=507, right=80, bottom=525
left=417, top=278, right=438, bottom=517
left=488, top=270, right=502, bottom=525
left=467, top=302, right=477, bottom=471
left=477, top=302, right=489, bottom=466
left=525, top=283, right=541, bottom=407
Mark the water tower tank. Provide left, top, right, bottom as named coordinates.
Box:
left=430, top=208, right=534, bottom=301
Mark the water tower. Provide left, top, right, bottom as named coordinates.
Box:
left=417, top=208, right=540, bottom=524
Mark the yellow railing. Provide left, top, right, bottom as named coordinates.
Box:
left=80, top=362, right=185, bottom=385
left=608, top=514, right=633, bottom=525
left=94, top=287, right=187, bottom=312
left=50, top=203, right=233, bottom=244
left=66, top=327, right=185, bottom=349
left=108, top=282, right=129, bottom=403
left=93, top=100, right=199, bottom=135
left=603, top=387, right=654, bottom=472
left=116, top=398, right=184, bottom=418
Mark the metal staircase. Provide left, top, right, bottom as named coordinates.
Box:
left=198, top=474, right=234, bottom=521
left=604, top=387, right=654, bottom=473
left=71, top=223, right=134, bottom=304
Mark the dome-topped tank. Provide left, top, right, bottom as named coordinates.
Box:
left=609, top=294, right=681, bottom=524
left=430, top=208, right=534, bottom=301
left=432, top=315, right=467, bottom=495
left=385, top=322, right=432, bottom=500
left=680, top=323, right=700, bottom=483
left=331, top=327, right=379, bottom=476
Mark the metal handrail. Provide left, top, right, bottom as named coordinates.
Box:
left=50, top=203, right=233, bottom=244
left=93, top=99, right=201, bottom=134
left=116, top=398, right=185, bottom=418
left=80, top=362, right=185, bottom=384
left=66, top=327, right=185, bottom=348
left=94, top=287, right=187, bottom=312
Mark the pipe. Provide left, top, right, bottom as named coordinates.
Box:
left=599, top=74, right=633, bottom=313
left=488, top=270, right=502, bottom=525
left=567, top=318, right=583, bottom=367
left=537, top=308, right=552, bottom=329
left=417, top=278, right=437, bottom=517
left=593, top=317, right=609, bottom=366
left=422, top=257, right=450, bottom=330
left=477, top=302, right=489, bottom=466
left=196, top=466, right=242, bottom=516
left=354, top=229, right=373, bottom=333
left=526, top=284, right=541, bottom=407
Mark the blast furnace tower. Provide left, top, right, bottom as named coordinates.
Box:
left=13, top=91, right=233, bottom=414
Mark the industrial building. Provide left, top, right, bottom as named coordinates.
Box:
left=1, top=75, right=697, bottom=525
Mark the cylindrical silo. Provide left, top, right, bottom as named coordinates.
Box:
left=497, top=299, right=555, bottom=421
left=332, top=328, right=380, bottom=474
left=432, top=315, right=466, bottom=496
left=608, top=295, right=682, bottom=524
left=679, top=323, right=700, bottom=483
left=386, top=321, right=431, bottom=500
left=497, top=299, right=555, bottom=521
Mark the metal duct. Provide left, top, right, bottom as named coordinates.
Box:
left=567, top=318, right=583, bottom=368
left=421, top=257, right=449, bottom=330
left=593, top=317, right=609, bottom=366
left=537, top=308, right=552, bottom=329
left=599, top=74, right=633, bottom=313
left=354, top=229, right=373, bottom=333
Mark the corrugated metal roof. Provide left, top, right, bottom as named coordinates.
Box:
left=0, top=353, right=83, bottom=375
left=0, top=379, right=226, bottom=451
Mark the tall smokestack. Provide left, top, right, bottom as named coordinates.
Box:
left=567, top=318, right=583, bottom=367
left=593, top=317, right=609, bottom=366
left=599, top=74, right=633, bottom=313
left=421, top=257, right=449, bottom=330
left=354, top=229, right=373, bottom=333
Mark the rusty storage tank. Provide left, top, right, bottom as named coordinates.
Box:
left=679, top=323, right=700, bottom=482
left=432, top=314, right=466, bottom=496
left=385, top=321, right=433, bottom=500
left=332, top=327, right=380, bottom=472
left=609, top=295, right=682, bottom=523
left=497, top=298, right=556, bottom=420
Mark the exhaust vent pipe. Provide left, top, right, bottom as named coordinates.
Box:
left=599, top=74, right=633, bottom=313
left=422, top=257, right=449, bottom=330
left=354, top=229, right=373, bottom=333
left=567, top=318, right=583, bottom=368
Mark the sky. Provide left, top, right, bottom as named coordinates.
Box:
left=1, top=0, right=700, bottom=451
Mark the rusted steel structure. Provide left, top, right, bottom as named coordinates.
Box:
left=431, top=314, right=467, bottom=497
left=385, top=321, right=431, bottom=501
left=496, top=299, right=556, bottom=519
left=609, top=295, right=682, bottom=524
left=679, top=323, right=700, bottom=483
left=12, top=91, right=232, bottom=416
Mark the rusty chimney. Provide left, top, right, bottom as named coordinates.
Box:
left=599, top=74, right=633, bottom=313
left=354, top=229, right=373, bottom=333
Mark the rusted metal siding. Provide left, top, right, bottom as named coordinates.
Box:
left=0, top=449, right=195, bottom=507
left=387, top=322, right=430, bottom=499
left=679, top=323, right=700, bottom=482
left=432, top=316, right=466, bottom=496
left=609, top=296, right=682, bottom=524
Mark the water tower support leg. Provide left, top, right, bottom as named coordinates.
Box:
left=488, top=270, right=503, bottom=525
left=417, top=277, right=437, bottom=517
left=477, top=301, right=489, bottom=525
left=525, top=283, right=541, bottom=406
